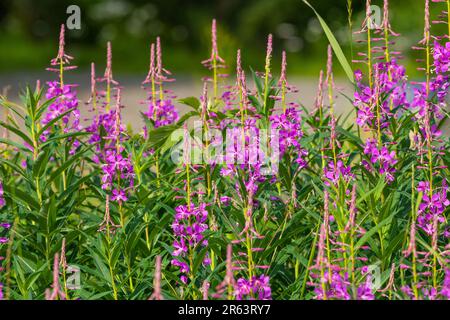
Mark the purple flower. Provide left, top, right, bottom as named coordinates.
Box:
left=0, top=182, right=5, bottom=208
left=417, top=181, right=430, bottom=194
left=356, top=106, right=375, bottom=127
left=357, top=276, right=375, bottom=300
left=314, top=271, right=351, bottom=300
left=171, top=259, right=190, bottom=274
left=111, top=189, right=128, bottom=202
left=354, top=60, right=409, bottom=131
left=433, top=42, right=450, bottom=74
left=323, top=160, right=354, bottom=187
left=422, top=287, right=438, bottom=300
left=363, top=138, right=397, bottom=183
left=412, top=42, right=450, bottom=120
left=400, top=285, right=415, bottom=299
left=417, top=181, right=449, bottom=235
left=220, top=196, right=231, bottom=206
left=143, top=99, right=179, bottom=128
left=441, top=268, right=450, bottom=299
left=235, top=275, right=271, bottom=300
left=173, top=239, right=188, bottom=256
left=270, top=108, right=307, bottom=168
left=42, top=81, right=81, bottom=146
left=171, top=203, right=209, bottom=282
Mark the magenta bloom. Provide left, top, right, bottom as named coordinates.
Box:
left=0, top=182, right=5, bottom=208
left=441, top=269, right=450, bottom=299
left=100, top=148, right=134, bottom=203
left=314, top=271, right=351, bottom=300
left=170, top=203, right=209, bottom=282
left=270, top=108, right=308, bottom=168
left=42, top=81, right=80, bottom=142
left=357, top=276, right=375, bottom=300
left=417, top=181, right=449, bottom=235
left=323, top=160, right=354, bottom=187
left=354, top=60, right=409, bottom=130
left=363, top=138, right=397, bottom=183
left=143, top=99, right=179, bottom=128
left=235, top=275, right=271, bottom=300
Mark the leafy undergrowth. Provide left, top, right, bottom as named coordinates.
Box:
left=0, top=1, right=449, bottom=300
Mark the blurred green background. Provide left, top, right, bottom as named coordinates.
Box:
left=0, top=0, right=447, bottom=77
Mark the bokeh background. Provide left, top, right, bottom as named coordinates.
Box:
left=0, top=0, right=447, bottom=126
left=1, top=0, right=446, bottom=75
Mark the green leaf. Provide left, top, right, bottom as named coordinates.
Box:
left=3, top=183, right=39, bottom=210
left=302, top=0, right=354, bottom=84
left=0, top=121, right=33, bottom=146
left=44, top=146, right=92, bottom=188
left=0, top=138, right=32, bottom=153
left=178, top=97, right=201, bottom=111
left=355, top=212, right=396, bottom=251
left=0, top=98, right=26, bottom=120
left=40, top=131, right=90, bottom=148
left=37, top=107, right=78, bottom=138
left=88, top=247, right=113, bottom=284
left=32, top=149, right=51, bottom=178
left=0, top=158, right=31, bottom=183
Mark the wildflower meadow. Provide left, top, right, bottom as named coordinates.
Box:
left=0, top=0, right=449, bottom=302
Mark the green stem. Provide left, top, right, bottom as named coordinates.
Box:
left=411, top=164, right=419, bottom=299
left=213, top=55, right=218, bottom=103
left=448, top=0, right=450, bottom=38
left=367, top=24, right=373, bottom=89
left=299, top=223, right=320, bottom=299
left=106, top=231, right=118, bottom=300
left=62, top=267, right=69, bottom=300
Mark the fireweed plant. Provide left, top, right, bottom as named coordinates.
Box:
left=0, top=1, right=449, bottom=300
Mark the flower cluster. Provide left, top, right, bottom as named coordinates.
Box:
left=101, top=149, right=135, bottom=202
left=363, top=138, right=397, bottom=183
left=441, top=268, right=450, bottom=299
left=313, top=270, right=351, bottom=300
left=42, top=25, right=80, bottom=152
left=416, top=181, right=449, bottom=235
left=142, top=38, right=178, bottom=133
left=171, top=203, right=209, bottom=284
left=220, top=119, right=269, bottom=175
left=270, top=108, right=308, bottom=168
left=401, top=267, right=450, bottom=300
left=86, top=110, right=117, bottom=150
left=431, top=41, right=450, bottom=105
left=0, top=218, right=11, bottom=300
left=234, top=275, right=271, bottom=300
left=412, top=41, right=450, bottom=120
left=313, top=268, right=376, bottom=300
left=41, top=81, right=80, bottom=141
left=354, top=60, right=409, bottom=130
left=143, top=99, right=179, bottom=128
left=86, top=42, right=120, bottom=154
left=311, top=267, right=375, bottom=300
left=323, top=160, right=354, bottom=187
left=310, top=189, right=374, bottom=300
left=0, top=222, right=10, bottom=244
left=434, top=42, right=450, bottom=74
left=91, top=87, right=135, bottom=203
left=0, top=181, right=5, bottom=208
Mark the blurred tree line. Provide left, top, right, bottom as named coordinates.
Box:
left=0, top=0, right=441, bottom=75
